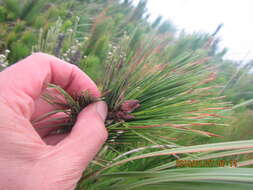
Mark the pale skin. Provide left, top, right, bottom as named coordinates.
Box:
left=0, top=53, right=108, bottom=190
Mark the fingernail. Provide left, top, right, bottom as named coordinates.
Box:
left=96, top=101, right=108, bottom=121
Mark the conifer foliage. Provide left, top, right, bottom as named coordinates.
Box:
left=2, top=0, right=253, bottom=190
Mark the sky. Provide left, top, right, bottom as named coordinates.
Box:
left=144, top=0, right=253, bottom=62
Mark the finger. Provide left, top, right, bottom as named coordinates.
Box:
left=34, top=112, right=69, bottom=138
left=0, top=52, right=100, bottom=119
left=43, top=134, right=68, bottom=145
left=32, top=88, right=68, bottom=137
left=31, top=87, right=67, bottom=121
left=54, top=101, right=108, bottom=169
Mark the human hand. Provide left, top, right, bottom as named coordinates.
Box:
left=0, top=53, right=108, bottom=190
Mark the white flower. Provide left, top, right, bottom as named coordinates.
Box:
left=5, top=49, right=10, bottom=54
left=0, top=61, right=8, bottom=68
left=0, top=54, right=6, bottom=59
left=2, top=63, right=8, bottom=67
left=71, top=46, right=78, bottom=50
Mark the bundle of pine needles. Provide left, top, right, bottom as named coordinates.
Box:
left=33, top=32, right=230, bottom=143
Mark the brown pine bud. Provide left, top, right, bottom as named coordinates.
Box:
left=120, top=100, right=140, bottom=113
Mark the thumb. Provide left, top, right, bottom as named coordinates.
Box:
left=55, top=101, right=108, bottom=167
left=23, top=102, right=108, bottom=190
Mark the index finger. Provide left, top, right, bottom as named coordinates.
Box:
left=0, top=52, right=100, bottom=118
